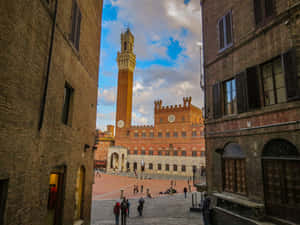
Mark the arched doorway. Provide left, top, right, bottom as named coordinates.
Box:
left=262, top=139, right=300, bottom=223
left=133, top=162, right=137, bottom=170
left=121, top=154, right=125, bottom=171
left=110, top=153, right=119, bottom=170
left=74, top=166, right=85, bottom=220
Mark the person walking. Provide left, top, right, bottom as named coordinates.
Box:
left=183, top=187, right=188, bottom=199
left=202, top=193, right=211, bottom=225
left=121, top=197, right=128, bottom=225
left=113, top=202, right=120, bottom=225
left=137, top=196, right=145, bottom=216
left=126, top=199, right=130, bottom=217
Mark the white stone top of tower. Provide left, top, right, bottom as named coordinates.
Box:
left=117, top=28, right=136, bottom=72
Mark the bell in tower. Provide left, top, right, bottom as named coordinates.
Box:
left=115, top=28, right=136, bottom=137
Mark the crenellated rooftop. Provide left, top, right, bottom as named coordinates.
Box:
left=154, top=96, right=193, bottom=113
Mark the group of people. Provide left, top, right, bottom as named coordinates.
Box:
left=133, top=184, right=143, bottom=194
left=113, top=197, right=145, bottom=225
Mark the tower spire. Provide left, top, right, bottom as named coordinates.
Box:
left=115, top=30, right=136, bottom=137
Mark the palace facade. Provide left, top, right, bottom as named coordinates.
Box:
left=106, top=29, right=206, bottom=178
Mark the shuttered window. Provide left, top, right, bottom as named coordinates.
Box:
left=70, top=0, right=82, bottom=50
left=262, top=57, right=287, bottom=105
left=282, top=48, right=300, bottom=100
left=218, top=12, right=233, bottom=51
left=213, top=82, right=222, bottom=118
left=62, top=83, right=73, bottom=125
left=236, top=66, right=261, bottom=113
left=224, top=159, right=247, bottom=195
left=253, top=0, right=275, bottom=26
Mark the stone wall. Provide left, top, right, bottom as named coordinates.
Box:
left=0, top=0, right=103, bottom=224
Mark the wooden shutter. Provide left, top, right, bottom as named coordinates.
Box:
left=282, top=48, right=299, bottom=100
left=75, top=10, right=81, bottom=50
left=236, top=72, right=248, bottom=113
left=213, top=82, right=222, bottom=118
left=70, top=0, right=78, bottom=43
left=219, top=19, right=225, bottom=49
left=265, top=0, right=274, bottom=18
left=225, top=13, right=233, bottom=45
left=254, top=0, right=263, bottom=25
left=246, top=66, right=261, bottom=109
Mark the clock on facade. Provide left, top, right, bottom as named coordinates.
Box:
left=117, top=120, right=125, bottom=128
left=168, top=114, right=176, bottom=123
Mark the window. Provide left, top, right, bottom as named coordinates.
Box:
left=224, top=79, right=237, bottom=115
left=127, top=150, right=130, bottom=155
left=200, top=131, right=204, bottom=136
left=126, top=162, right=130, bottom=169
left=192, top=131, right=197, bottom=136
left=192, top=165, right=197, bottom=172
left=181, top=165, right=186, bottom=172
left=158, top=151, right=162, bottom=156
left=142, top=132, right=146, bottom=137
left=124, top=42, right=127, bottom=51
left=213, top=82, right=222, bottom=118
left=134, top=150, right=138, bottom=155
left=181, top=132, right=186, bottom=137
left=158, top=132, right=162, bottom=137
left=181, top=151, right=186, bottom=156
left=165, top=164, right=170, bottom=171
left=158, top=164, right=162, bottom=170
left=192, top=151, right=197, bottom=157
left=223, top=143, right=247, bottom=195
left=141, top=150, right=145, bottom=155
left=166, top=132, right=170, bottom=138
left=173, top=132, right=178, bottom=137
left=0, top=179, right=8, bottom=225
left=127, top=130, right=130, bottom=136
left=70, top=0, right=82, bottom=50
left=173, top=151, right=178, bottom=156
left=253, top=0, right=275, bottom=26
left=134, top=133, right=139, bottom=137
left=262, top=57, right=286, bottom=106
left=182, top=116, right=185, bottom=121
left=149, top=150, right=153, bottom=155
left=200, top=151, right=205, bottom=157
left=62, top=83, right=73, bottom=125
left=149, top=163, right=153, bottom=170
left=218, top=12, right=233, bottom=51
left=165, top=151, right=170, bottom=156
left=149, top=132, right=154, bottom=137
left=173, top=165, right=178, bottom=171
left=160, top=118, right=163, bottom=123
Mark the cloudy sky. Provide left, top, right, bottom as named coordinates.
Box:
left=97, top=0, right=203, bottom=130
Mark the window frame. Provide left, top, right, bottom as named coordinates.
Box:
left=223, top=78, right=237, bottom=115
left=192, top=151, right=197, bottom=157
left=218, top=11, right=233, bottom=52
left=181, top=165, right=186, bottom=172
left=70, top=0, right=82, bottom=51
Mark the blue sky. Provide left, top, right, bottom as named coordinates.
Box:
left=97, top=0, right=203, bottom=130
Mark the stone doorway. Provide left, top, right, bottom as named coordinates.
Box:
left=262, top=139, right=300, bottom=224
left=45, top=166, right=66, bottom=225
left=74, top=166, right=85, bottom=221
left=110, top=153, right=119, bottom=171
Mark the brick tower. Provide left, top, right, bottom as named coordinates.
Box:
left=115, top=28, right=136, bottom=137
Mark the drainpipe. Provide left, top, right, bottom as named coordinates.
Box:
left=38, top=0, right=58, bottom=130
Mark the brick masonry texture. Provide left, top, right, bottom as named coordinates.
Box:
left=202, top=0, right=300, bottom=223
left=0, top=0, right=103, bottom=224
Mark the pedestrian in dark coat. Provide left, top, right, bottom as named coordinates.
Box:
left=121, top=198, right=128, bottom=225
left=137, top=197, right=145, bottom=216
left=183, top=187, right=188, bottom=199
left=126, top=199, right=130, bottom=217
left=113, top=202, right=120, bottom=225
left=202, top=193, right=211, bottom=225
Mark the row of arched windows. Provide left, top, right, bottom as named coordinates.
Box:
left=127, top=162, right=198, bottom=172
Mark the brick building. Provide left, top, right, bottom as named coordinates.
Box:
left=0, top=1, right=103, bottom=225
left=202, top=0, right=300, bottom=224
left=94, top=126, right=115, bottom=170
left=108, top=29, right=206, bottom=178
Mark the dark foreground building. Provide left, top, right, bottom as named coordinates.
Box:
left=0, top=1, right=103, bottom=224
left=202, top=0, right=300, bottom=224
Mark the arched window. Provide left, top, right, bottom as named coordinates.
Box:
left=173, top=164, right=177, bottom=171
left=222, top=143, right=247, bottom=195
left=126, top=162, right=130, bottom=170
left=158, top=164, right=162, bottom=170
left=165, top=164, right=170, bottom=171
left=149, top=163, right=153, bottom=170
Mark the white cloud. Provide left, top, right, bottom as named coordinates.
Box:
left=98, top=0, right=204, bottom=127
